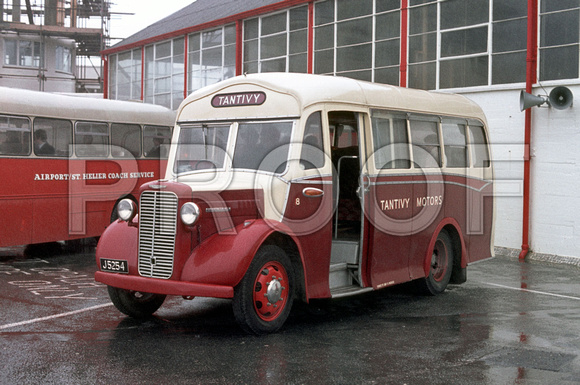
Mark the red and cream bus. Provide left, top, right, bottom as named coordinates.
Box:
left=95, top=73, right=494, bottom=334
left=0, top=87, right=175, bottom=247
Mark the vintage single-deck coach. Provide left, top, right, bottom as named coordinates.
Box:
left=0, top=87, right=175, bottom=247
left=95, top=73, right=494, bottom=334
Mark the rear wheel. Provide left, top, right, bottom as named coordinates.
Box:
left=107, top=286, right=166, bottom=318
left=233, top=245, right=294, bottom=335
left=416, top=230, right=453, bottom=296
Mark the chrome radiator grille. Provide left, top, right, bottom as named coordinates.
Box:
left=138, top=190, right=178, bottom=279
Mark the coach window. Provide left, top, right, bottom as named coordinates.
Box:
left=33, top=118, right=71, bottom=157
left=144, top=126, right=172, bottom=158
left=300, top=112, right=325, bottom=170
left=468, top=122, right=490, bottom=168
left=75, top=122, right=109, bottom=157
left=442, top=119, right=468, bottom=168
left=371, top=110, right=410, bottom=170
left=0, top=115, right=31, bottom=156
left=409, top=115, right=441, bottom=168
left=111, top=123, right=141, bottom=158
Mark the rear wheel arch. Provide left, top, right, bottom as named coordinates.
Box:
left=441, top=223, right=467, bottom=284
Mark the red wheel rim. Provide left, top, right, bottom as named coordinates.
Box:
left=431, top=239, right=448, bottom=282
left=252, top=261, right=289, bottom=321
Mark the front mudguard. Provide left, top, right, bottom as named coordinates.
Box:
left=181, top=219, right=285, bottom=288
left=95, top=219, right=139, bottom=272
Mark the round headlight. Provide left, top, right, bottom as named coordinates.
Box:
left=180, top=202, right=200, bottom=226
left=117, top=199, right=136, bottom=222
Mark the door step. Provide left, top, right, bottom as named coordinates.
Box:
left=331, top=239, right=359, bottom=265
left=330, top=285, right=373, bottom=298
left=329, top=262, right=350, bottom=289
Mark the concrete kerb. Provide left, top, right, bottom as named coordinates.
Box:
left=494, top=246, right=580, bottom=269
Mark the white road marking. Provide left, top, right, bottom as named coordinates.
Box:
left=0, top=303, right=113, bottom=331
left=485, top=282, right=580, bottom=301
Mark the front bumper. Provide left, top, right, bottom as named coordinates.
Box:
left=95, top=271, right=234, bottom=299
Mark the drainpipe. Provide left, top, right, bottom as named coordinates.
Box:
left=400, top=0, right=408, bottom=87
left=102, top=54, right=108, bottom=99
left=519, top=0, right=538, bottom=260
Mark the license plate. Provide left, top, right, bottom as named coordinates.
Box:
left=100, top=258, right=128, bottom=274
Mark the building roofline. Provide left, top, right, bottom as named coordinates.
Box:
left=101, top=0, right=310, bottom=55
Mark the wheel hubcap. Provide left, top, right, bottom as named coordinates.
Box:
left=253, top=261, right=288, bottom=321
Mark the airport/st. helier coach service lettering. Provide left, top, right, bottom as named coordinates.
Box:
left=33, top=172, right=155, bottom=181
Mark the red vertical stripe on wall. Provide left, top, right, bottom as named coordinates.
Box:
left=519, top=0, right=538, bottom=260
left=141, top=47, right=145, bottom=101
left=102, top=55, right=109, bottom=99
left=400, top=0, right=408, bottom=87
left=184, top=37, right=189, bottom=100
left=308, top=1, right=314, bottom=74
left=236, top=20, right=243, bottom=76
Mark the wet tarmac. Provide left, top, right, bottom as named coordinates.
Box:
left=1, top=243, right=579, bottom=384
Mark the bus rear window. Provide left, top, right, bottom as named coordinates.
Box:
left=469, top=124, right=491, bottom=168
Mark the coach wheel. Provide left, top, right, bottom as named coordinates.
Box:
left=416, top=230, right=453, bottom=296
left=233, top=245, right=294, bottom=335
left=107, top=286, right=166, bottom=318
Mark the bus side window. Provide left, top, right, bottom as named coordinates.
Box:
left=442, top=120, right=468, bottom=168
left=371, top=110, right=410, bottom=169
left=0, top=115, right=31, bottom=156
left=75, top=121, right=109, bottom=157
left=144, top=126, right=172, bottom=158
left=33, top=118, right=72, bottom=157
left=469, top=124, right=491, bottom=168
left=111, top=123, right=141, bottom=158
left=300, top=111, right=325, bottom=170
left=410, top=117, right=441, bottom=168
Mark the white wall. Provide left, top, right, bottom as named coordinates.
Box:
left=465, top=86, right=580, bottom=260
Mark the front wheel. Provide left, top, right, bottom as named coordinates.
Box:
left=233, top=245, right=295, bottom=335
left=107, top=286, right=166, bottom=318
left=415, top=230, right=453, bottom=296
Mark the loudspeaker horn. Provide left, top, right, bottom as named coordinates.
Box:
left=548, top=86, right=573, bottom=110
left=520, top=91, right=547, bottom=111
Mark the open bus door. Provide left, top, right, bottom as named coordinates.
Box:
left=328, top=110, right=373, bottom=297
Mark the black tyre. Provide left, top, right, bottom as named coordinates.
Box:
left=107, top=286, right=166, bottom=318
left=232, top=245, right=295, bottom=335
left=415, top=230, right=453, bottom=296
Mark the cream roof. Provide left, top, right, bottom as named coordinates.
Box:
left=179, top=73, right=487, bottom=123
left=1, top=87, right=176, bottom=126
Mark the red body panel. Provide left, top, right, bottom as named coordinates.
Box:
left=0, top=158, right=166, bottom=247
left=282, top=178, right=334, bottom=299
left=365, top=173, right=493, bottom=288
